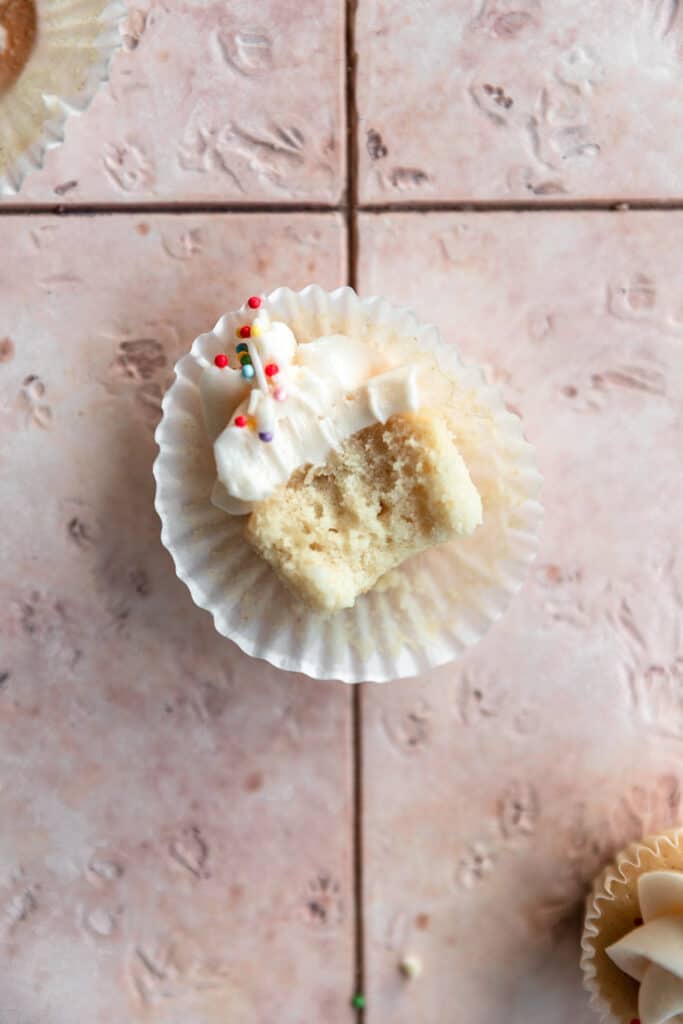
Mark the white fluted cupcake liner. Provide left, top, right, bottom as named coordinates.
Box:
left=0, top=0, right=125, bottom=196
left=153, top=285, right=543, bottom=683
left=581, top=829, right=683, bottom=1023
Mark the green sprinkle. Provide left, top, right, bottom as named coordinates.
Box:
left=352, top=993, right=366, bottom=1010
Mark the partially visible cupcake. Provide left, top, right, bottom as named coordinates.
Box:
left=581, top=829, right=683, bottom=1024
left=0, top=0, right=124, bottom=195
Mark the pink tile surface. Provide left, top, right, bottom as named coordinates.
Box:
left=357, top=211, right=683, bottom=1022
left=0, top=214, right=353, bottom=1024
left=14, top=0, right=345, bottom=204
left=357, top=1, right=683, bottom=202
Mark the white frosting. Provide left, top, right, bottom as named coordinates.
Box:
left=200, top=306, right=452, bottom=515
left=607, top=870, right=683, bottom=1024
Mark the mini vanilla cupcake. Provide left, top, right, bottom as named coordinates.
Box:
left=199, top=298, right=483, bottom=613
left=154, top=286, right=542, bottom=682
left=581, top=829, right=683, bottom=1024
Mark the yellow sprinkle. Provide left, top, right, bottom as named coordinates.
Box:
left=251, top=323, right=262, bottom=338
left=235, top=327, right=242, bottom=339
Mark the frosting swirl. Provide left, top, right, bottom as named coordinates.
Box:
left=200, top=304, right=452, bottom=515
left=607, top=870, right=683, bottom=1024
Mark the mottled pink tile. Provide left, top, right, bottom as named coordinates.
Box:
left=13, top=0, right=345, bottom=204
left=357, top=211, right=683, bottom=1022
left=0, top=214, right=353, bottom=1024
left=357, top=1, right=683, bottom=202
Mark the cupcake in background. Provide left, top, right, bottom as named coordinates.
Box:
left=581, top=828, right=683, bottom=1024
left=0, top=0, right=124, bottom=195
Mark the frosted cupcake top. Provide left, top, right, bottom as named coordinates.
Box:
left=607, top=870, right=683, bottom=1024
left=200, top=295, right=454, bottom=515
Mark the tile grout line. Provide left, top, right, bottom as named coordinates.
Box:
left=351, top=685, right=365, bottom=1022
left=344, top=0, right=365, bottom=1019
left=349, top=397, right=366, bottom=993
left=5, top=199, right=683, bottom=217
left=359, top=199, right=683, bottom=213
left=345, top=4, right=360, bottom=290
left=0, top=201, right=344, bottom=216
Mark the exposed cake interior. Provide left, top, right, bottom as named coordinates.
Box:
left=246, top=410, right=483, bottom=612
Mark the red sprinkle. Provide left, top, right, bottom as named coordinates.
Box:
left=214, top=353, right=229, bottom=368
left=265, top=363, right=279, bottom=377
left=630, top=1019, right=641, bottom=1024
left=234, top=415, right=248, bottom=428
left=247, top=296, right=261, bottom=309
left=239, top=325, right=251, bottom=339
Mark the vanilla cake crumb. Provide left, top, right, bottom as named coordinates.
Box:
left=246, top=411, right=483, bottom=612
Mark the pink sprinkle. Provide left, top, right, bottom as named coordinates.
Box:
left=273, top=387, right=287, bottom=402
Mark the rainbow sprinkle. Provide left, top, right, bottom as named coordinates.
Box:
left=229, top=296, right=290, bottom=441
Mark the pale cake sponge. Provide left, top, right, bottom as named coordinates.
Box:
left=246, top=411, right=483, bottom=613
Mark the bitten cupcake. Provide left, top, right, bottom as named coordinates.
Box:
left=154, top=286, right=542, bottom=682
left=581, top=829, right=683, bottom=1024
left=200, top=298, right=483, bottom=613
